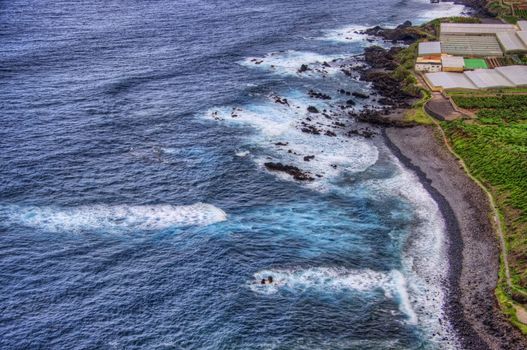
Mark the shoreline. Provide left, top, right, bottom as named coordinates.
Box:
left=383, top=125, right=527, bottom=349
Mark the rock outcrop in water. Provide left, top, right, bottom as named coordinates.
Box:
left=308, top=90, right=331, bottom=100
left=307, top=106, right=320, bottom=113
left=362, top=21, right=427, bottom=44
left=264, top=162, right=314, bottom=181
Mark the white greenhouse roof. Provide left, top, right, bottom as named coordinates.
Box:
left=440, top=34, right=503, bottom=56
left=425, top=72, right=477, bottom=90
left=496, top=32, right=527, bottom=52
left=518, top=31, right=527, bottom=46
left=441, top=23, right=517, bottom=35
left=518, top=21, right=527, bottom=31
left=442, top=56, right=464, bottom=68
left=465, top=69, right=514, bottom=88
left=418, top=41, right=441, bottom=56
left=495, top=65, right=527, bottom=86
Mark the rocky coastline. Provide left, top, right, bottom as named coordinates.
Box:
left=364, top=2, right=527, bottom=348
left=333, top=2, right=527, bottom=347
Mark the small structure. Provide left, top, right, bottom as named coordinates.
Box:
left=442, top=56, right=465, bottom=72
left=440, top=34, right=503, bottom=57
left=465, top=69, right=515, bottom=88
left=440, top=23, right=517, bottom=35
left=495, top=65, right=527, bottom=86
left=425, top=65, right=527, bottom=91
left=424, top=72, right=477, bottom=90
left=517, top=31, right=527, bottom=46
left=416, top=41, right=442, bottom=72
left=418, top=41, right=442, bottom=58
left=496, top=31, right=527, bottom=53
left=439, top=23, right=520, bottom=57
left=416, top=57, right=442, bottom=72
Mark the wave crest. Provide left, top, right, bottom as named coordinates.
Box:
left=2, top=203, right=227, bottom=233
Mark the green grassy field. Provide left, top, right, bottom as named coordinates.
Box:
left=464, top=58, right=488, bottom=70
left=444, top=96, right=527, bottom=297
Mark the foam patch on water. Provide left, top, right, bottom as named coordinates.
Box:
left=241, top=50, right=344, bottom=77
left=415, top=0, right=466, bottom=23
left=317, top=24, right=389, bottom=47
left=205, top=92, right=378, bottom=191
left=2, top=203, right=227, bottom=233
left=249, top=267, right=417, bottom=324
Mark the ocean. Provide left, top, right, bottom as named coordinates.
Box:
left=0, top=0, right=467, bottom=348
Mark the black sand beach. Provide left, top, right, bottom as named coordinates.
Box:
left=385, top=126, right=527, bottom=350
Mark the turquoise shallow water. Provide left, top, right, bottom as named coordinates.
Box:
left=0, top=0, right=466, bottom=348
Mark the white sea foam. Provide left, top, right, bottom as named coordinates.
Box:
left=415, top=0, right=466, bottom=23
left=205, top=92, right=378, bottom=191
left=235, top=150, right=250, bottom=157
left=241, top=50, right=344, bottom=76
left=249, top=267, right=417, bottom=324
left=317, top=24, right=388, bottom=47
left=360, top=153, right=459, bottom=348
left=3, top=203, right=227, bottom=233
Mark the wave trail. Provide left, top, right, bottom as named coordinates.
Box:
left=1, top=203, right=227, bottom=233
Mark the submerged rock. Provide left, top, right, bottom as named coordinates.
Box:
left=307, top=106, right=320, bottom=113
left=352, top=92, right=369, bottom=99
left=298, top=64, right=310, bottom=73
left=308, top=90, right=332, bottom=100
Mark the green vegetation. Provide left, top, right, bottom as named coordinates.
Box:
left=404, top=88, right=433, bottom=124
left=452, top=95, right=527, bottom=109
left=447, top=87, right=527, bottom=96
left=486, top=0, right=527, bottom=23
left=393, top=43, right=423, bottom=97
left=444, top=94, right=527, bottom=311
left=464, top=58, right=488, bottom=70
left=517, top=9, right=527, bottom=19
left=393, top=43, right=433, bottom=125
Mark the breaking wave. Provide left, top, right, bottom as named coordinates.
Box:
left=205, top=91, right=379, bottom=191
left=359, top=153, right=459, bottom=347
left=249, top=267, right=417, bottom=324
left=1, top=203, right=227, bottom=233
left=241, top=50, right=344, bottom=77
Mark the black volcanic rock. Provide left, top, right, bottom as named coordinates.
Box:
left=352, top=92, right=369, bottom=99
left=307, top=106, right=320, bottom=113
left=308, top=90, right=332, bottom=100
left=363, top=21, right=426, bottom=44
left=264, top=162, right=314, bottom=181
left=363, top=46, right=398, bottom=70
left=298, top=64, right=310, bottom=73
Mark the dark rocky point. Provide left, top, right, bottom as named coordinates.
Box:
left=264, top=162, right=314, bottom=181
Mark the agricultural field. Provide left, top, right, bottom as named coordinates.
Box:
left=444, top=94, right=527, bottom=297
left=451, top=95, right=527, bottom=109
left=516, top=9, right=527, bottom=19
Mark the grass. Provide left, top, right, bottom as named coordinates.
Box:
left=443, top=95, right=527, bottom=322
left=392, top=43, right=434, bottom=125
left=447, top=87, right=527, bottom=96
left=451, top=95, right=527, bottom=109
left=464, top=58, right=488, bottom=70
left=404, top=88, right=433, bottom=125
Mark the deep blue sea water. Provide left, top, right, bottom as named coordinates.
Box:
left=0, top=1, right=468, bottom=349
